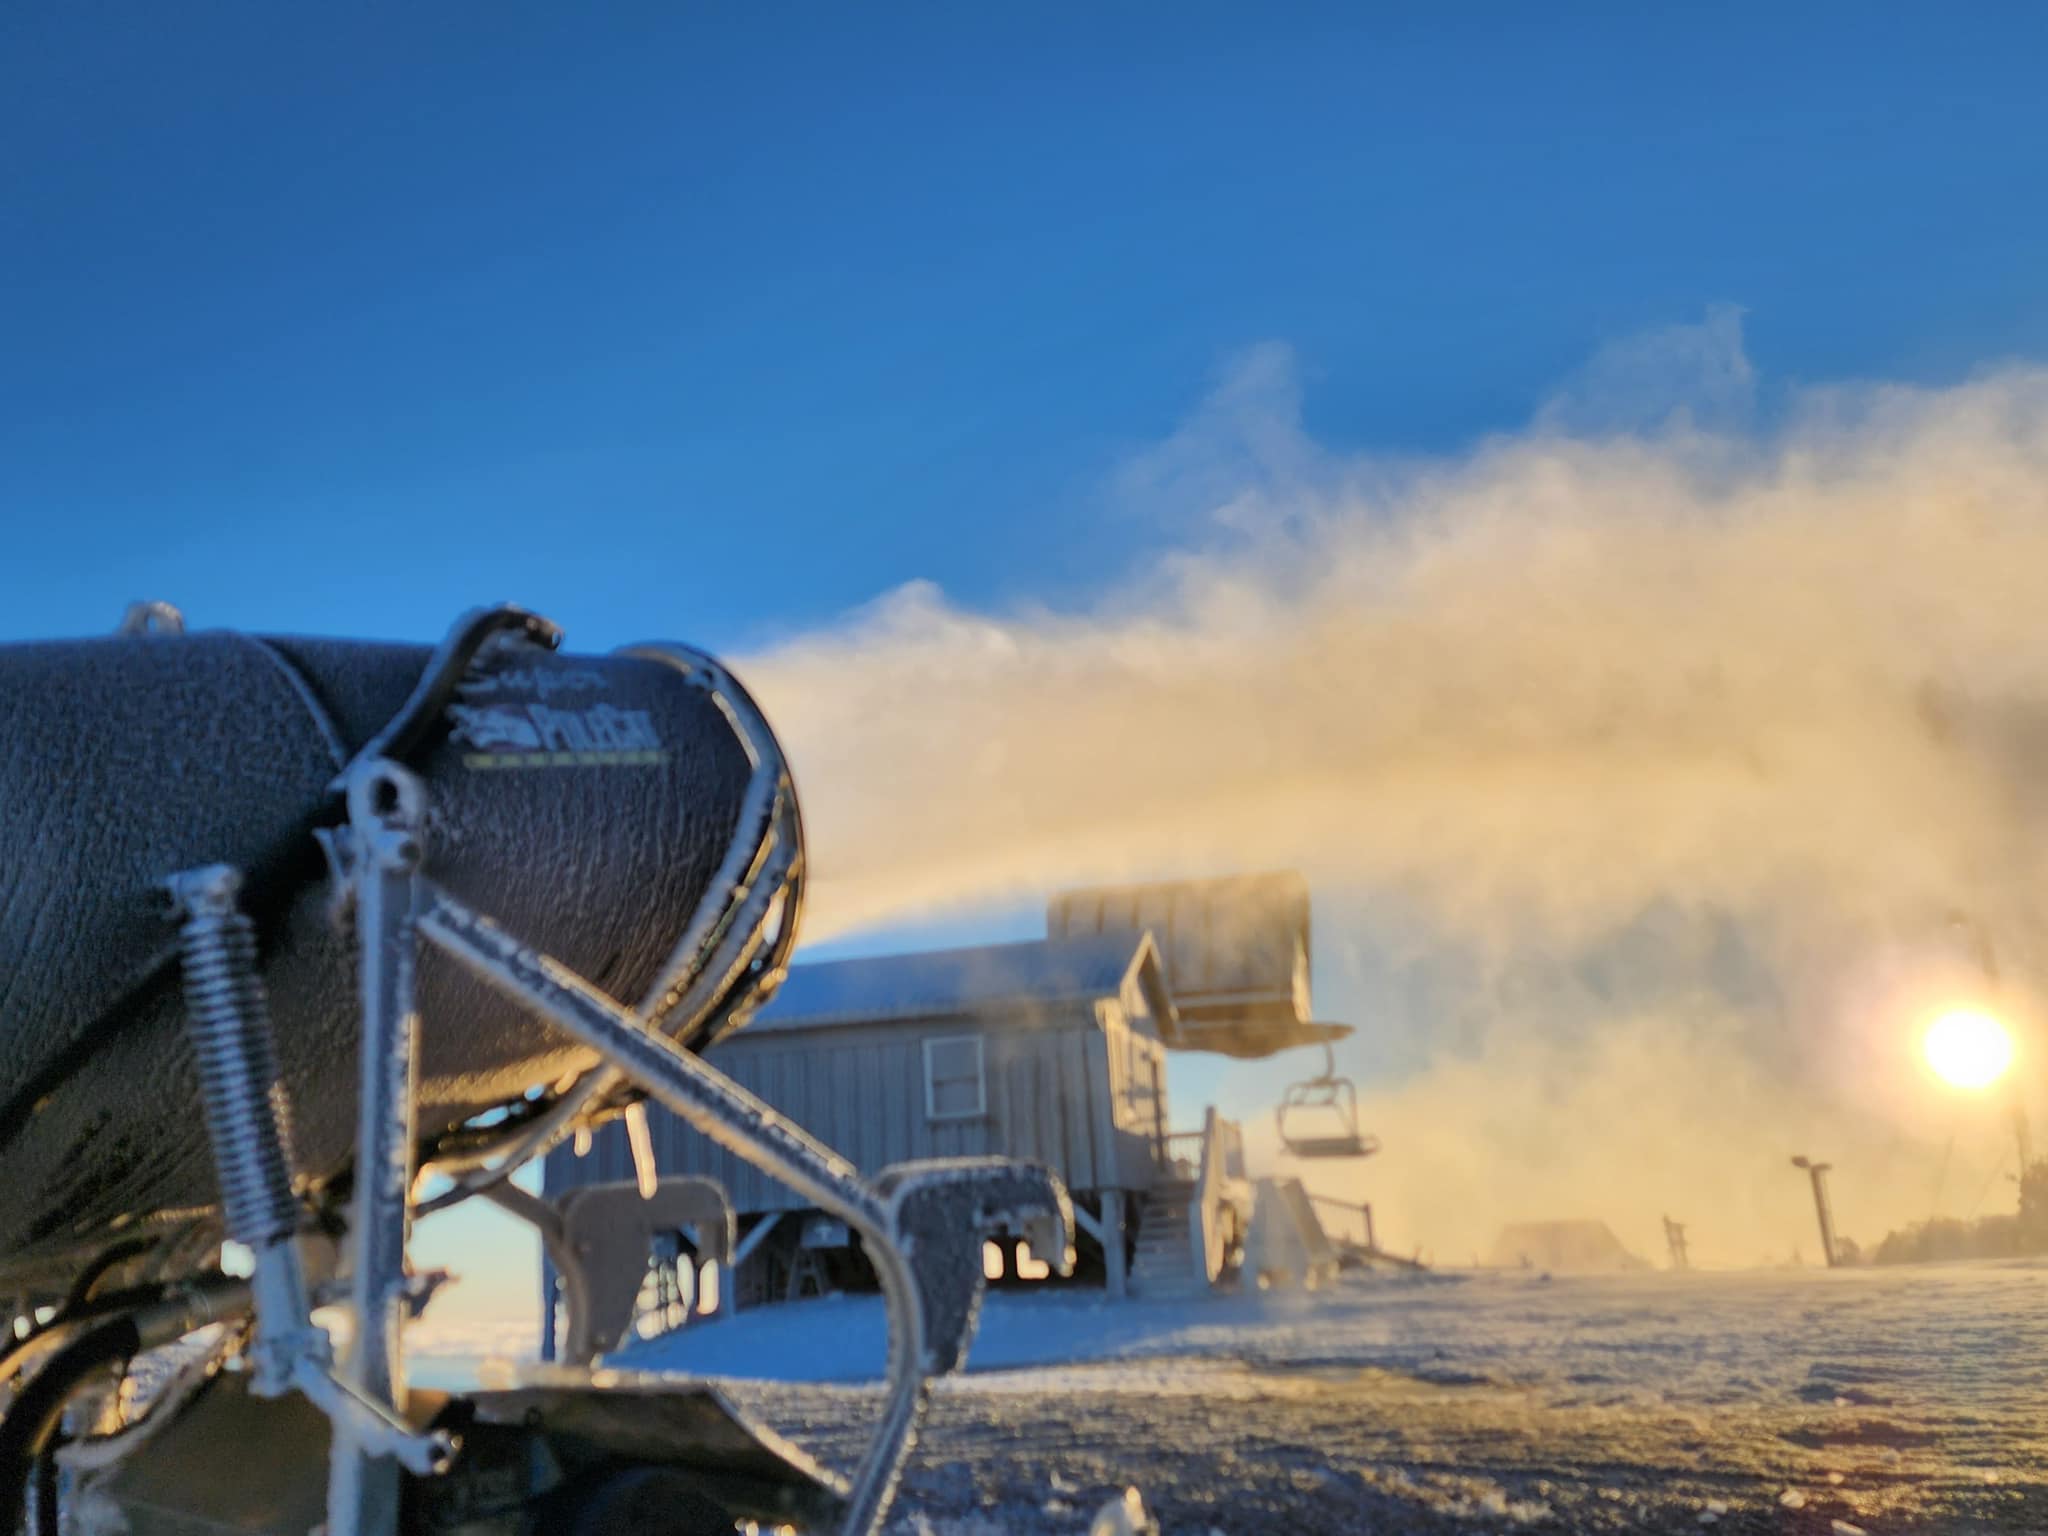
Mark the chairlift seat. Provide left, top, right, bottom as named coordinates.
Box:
left=1284, top=1132, right=1382, bottom=1161
left=1274, top=1041, right=1378, bottom=1161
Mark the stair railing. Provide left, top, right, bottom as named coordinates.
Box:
left=1158, top=1129, right=1204, bottom=1180
left=1187, top=1107, right=1251, bottom=1286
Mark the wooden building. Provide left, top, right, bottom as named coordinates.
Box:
left=542, top=871, right=1348, bottom=1324
left=547, top=932, right=1178, bottom=1303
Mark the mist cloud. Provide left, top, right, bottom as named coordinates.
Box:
left=738, top=316, right=2048, bottom=1264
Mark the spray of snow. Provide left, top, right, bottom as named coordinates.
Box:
left=735, top=314, right=2048, bottom=1266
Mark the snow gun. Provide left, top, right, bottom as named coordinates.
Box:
left=0, top=602, right=1074, bottom=1536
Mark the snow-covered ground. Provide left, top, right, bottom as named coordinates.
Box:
left=583, top=1261, right=2048, bottom=1533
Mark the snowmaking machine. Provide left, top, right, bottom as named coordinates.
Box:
left=0, top=603, right=1074, bottom=1536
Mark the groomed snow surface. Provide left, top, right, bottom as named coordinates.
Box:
left=452, top=1263, right=2048, bottom=1532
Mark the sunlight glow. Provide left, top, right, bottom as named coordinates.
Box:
left=1923, top=1009, right=2016, bottom=1091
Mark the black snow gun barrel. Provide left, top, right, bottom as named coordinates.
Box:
left=0, top=603, right=802, bottom=1283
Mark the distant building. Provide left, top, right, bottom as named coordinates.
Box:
left=1487, top=1220, right=1648, bottom=1272
left=543, top=873, right=1353, bottom=1341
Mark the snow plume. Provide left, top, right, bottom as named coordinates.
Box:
left=741, top=314, right=2048, bottom=1264
left=1236, top=908, right=2038, bottom=1271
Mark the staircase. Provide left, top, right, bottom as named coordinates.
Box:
left=1128, top=1178, right=1203, bottom=1298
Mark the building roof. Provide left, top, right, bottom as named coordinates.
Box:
left=745, top=933, right=1167, bottom=1035
left=1044, top=870, right=1353, bottom=1056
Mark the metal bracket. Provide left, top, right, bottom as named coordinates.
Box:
left=873, top=1160, right=1075, bottom=1376
left=490, top=1177, right=736, bottom=1361
left=159, top=616, right=1063, bottom=1536
left=416, top=888, right=1073, bottom=1536
left=329, top=605, right=561, bottom=792
left=116, top=600, right=185, bottom=636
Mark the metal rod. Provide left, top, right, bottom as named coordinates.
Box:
left=330, top=761, right=428, bottom=1536
left=418, top=888, right=925, bottom=1536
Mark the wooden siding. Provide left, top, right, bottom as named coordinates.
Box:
left=546, top=1001, right=1173, bottom=1213
left=1102, top=1001, right=1170, bottom=1190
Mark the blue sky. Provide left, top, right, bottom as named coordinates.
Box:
left=7, top=6, right=2047, bottom=1320
left=7, top=7, right=2048, bottom=650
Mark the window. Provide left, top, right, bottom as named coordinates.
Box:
left=923, top=1034, right=986, bottom=1120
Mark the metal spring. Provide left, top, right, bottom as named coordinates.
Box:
left=174, top=874, right=301, bottom=1250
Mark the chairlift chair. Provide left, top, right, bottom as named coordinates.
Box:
left=1275, top=1041, right=1381, bottom=1160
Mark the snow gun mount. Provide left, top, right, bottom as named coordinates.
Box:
left=0, top=603, right=1075, bottom=1536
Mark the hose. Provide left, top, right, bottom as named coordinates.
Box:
left=58, top=1238, right=159, bottom=1316
left=0, top=1316, right=139, bottom=1535
left=0, top=1276, right=241, bottom=1393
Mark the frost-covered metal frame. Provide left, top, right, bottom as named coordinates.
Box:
left=414, top=635, right=808, bottom=1216
left=135, top=608, right=1075, bottom=1536
left=413, top=858, right=1077, bottom=1536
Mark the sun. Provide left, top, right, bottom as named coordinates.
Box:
left=1922, top=1009, right=2017, bottom=1091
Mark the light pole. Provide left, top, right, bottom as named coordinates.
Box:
left=1790, top=1156, right=1838, bottom=1268
left=1661, top=1215, right=1690, bottom=1271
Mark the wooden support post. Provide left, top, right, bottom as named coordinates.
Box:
left=1102, top=1189, right=1127, bottom=1300
left=538, top=1256, right=558, bottom=1362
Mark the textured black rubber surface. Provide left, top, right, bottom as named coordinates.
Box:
left=0, top=628, right=755, bottom=1279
